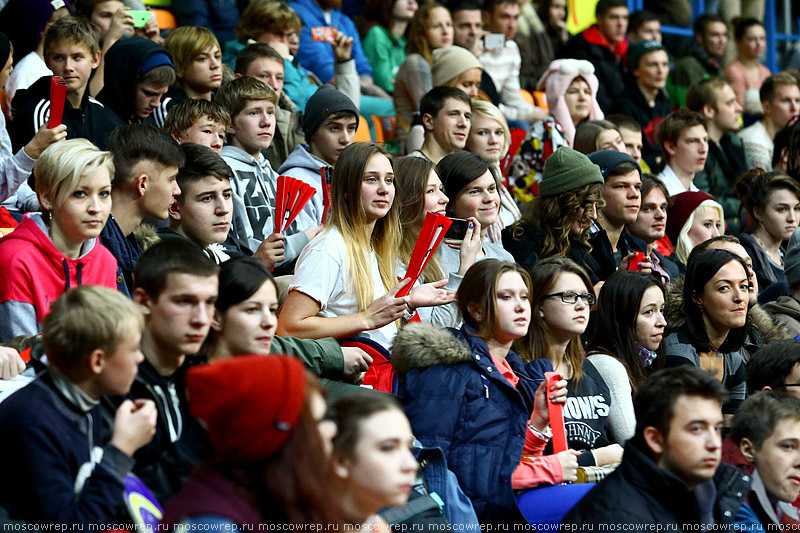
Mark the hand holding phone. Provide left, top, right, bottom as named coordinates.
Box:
left=128, top=10, right=153, bottom=28
left=444, top=218, right=469, bottom=240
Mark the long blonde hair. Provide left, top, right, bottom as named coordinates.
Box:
left=394, top=156, right=446, bottom=283
left=329, top=143, right=403, bottom=311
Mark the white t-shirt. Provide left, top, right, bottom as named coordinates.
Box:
left=289, top=226, right=397, bottom=349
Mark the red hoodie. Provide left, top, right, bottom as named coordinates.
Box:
left=0, top=214, right=117, bottom=342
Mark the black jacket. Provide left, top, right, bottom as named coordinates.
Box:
left=610, top=82, right=672, bottom=169
left=97, top=37, right=173, bottom=124
left=10, top=75, right=123, bottom=151
left=588, top=226, right=647, bottom=282
left=502, top=221, right=602, bottom=284
left=103, top=356, right=212, bottom=506
left=563, top=439, right=751, bottom=529
left=694, top=133, right=748, bottom=235
left=559, top=29, right=626, bottom=112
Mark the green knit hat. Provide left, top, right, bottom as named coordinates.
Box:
left=539, top=147, right=604, bottom=197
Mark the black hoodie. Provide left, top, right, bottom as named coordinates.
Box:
left=97, top=37, right=173, bottom=124
left=10, top=75, right=123, bottom=152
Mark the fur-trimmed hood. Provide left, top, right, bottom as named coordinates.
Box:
left=665, top=275, right=789, bottom=343
left=391, top=323, right=472, bottom=376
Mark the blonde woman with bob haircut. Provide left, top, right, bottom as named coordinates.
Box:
left=278, top=142, right=453, bottom=349
left=0, top=139, right=118, bottom=342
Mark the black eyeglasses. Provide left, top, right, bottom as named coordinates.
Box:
left=545, top=291, right=596, bottom=305
left=778, top=383, right=800, bottom=388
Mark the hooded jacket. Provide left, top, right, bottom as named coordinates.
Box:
left=10, top=75, right=124, bottom=152
left=563, top=437, right=750, bottom=529
left=97, top=37, right=173, bottom=124
left=221, top=145, right=308, bottom=264
left=392, top=323, right=536, bottom=526
left=0, top=213, right=117, bottom=342
left=762, top=296, right=800, bottom=338
left=277, top=143, right=329, bottom=230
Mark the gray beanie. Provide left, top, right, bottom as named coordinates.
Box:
left=785, top=228, right=800, bottom=288
left=302, top=85, right=359, bottom=139
left=539, top=147, right=604, bottom=197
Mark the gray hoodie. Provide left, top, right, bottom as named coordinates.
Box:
left=277, top=143, right=329, bottom=231
left=221, top=145, right=308, bottom=264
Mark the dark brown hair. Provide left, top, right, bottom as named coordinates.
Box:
left=457, top=259, right=532, bottom=342
left=515, top=257, right=594, bottom=385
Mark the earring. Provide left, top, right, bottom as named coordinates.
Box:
left=538, top=310, right=545, bottom=319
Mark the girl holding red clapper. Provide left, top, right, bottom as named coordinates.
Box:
left=278, top=143, right=453, bottom=350
left=395, top=155, right=480, bottom=326
left=393, top=259, right=570, bottom=526
left=518, top=258, right=619, bottom=465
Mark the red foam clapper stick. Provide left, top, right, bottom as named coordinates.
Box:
left=283, top=183, right=315, bottom=231
left=320, top=167, right=332, bottom=223
left=396, top=212, right=451, bottom=298
left=49, top=76, right=67, bottom=128
left=544, top=371, right=568, bottom=453
left=274, top=175, right=290, bottom=233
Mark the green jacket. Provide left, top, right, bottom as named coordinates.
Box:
left=362, top=26, right=406, bottom=94
left=270, top=336, right=386, bottom=400
left=693, top=132, right=747, bottom=234
left=665, top=44, right=720, bottom=108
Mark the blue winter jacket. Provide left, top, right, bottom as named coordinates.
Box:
left=392, top=323, right=537, bottom=526
left=288, top=0, right=372, bottom=83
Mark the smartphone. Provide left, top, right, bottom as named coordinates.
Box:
left=444, top=218, right=469, bottom=240
left=482, top=33, right=505, bottom=50
left=311, top=26, right=338, bottom=42
left=128, top=10, right=153, bottom=28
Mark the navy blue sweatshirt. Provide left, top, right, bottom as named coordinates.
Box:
left=0, top=370, right=134, bottom=526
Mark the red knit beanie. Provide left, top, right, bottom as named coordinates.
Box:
left=186, top=355, right=307, bottom=463
left=666, top=190, right=716, bottom=243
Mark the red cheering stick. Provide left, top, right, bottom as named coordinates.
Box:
left=396, top=212, right=451, bottom=298
left=284, top=186, right=315, bottom=230
left=544, top=371, right=568, bottom=453
left=48, top=76, right=67, bottom=128
left=320, top=167, right=332, bottom=223
left=274, top=175, right=287, bottom=233
left=499, top=128, right=527, bottom=179
left=275, top=176, right=315, bottom=233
